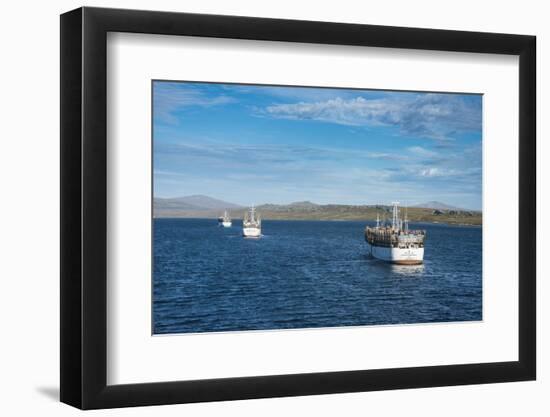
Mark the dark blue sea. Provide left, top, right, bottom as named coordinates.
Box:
left=153, top=219, right=482, bottom=334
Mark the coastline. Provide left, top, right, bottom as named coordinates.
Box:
left=153, top=216, right=482, bottom=227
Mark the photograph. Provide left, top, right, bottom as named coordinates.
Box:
left=152, top=81, right=483, bottom=335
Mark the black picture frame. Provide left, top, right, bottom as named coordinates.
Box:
left=60, top=6, right=536, bottom=410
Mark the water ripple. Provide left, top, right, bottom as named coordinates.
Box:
left=153, top=219, right=482, bottom=334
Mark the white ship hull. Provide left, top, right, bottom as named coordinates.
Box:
left=222, top=221, right=232, bottom=227
left=242, top=227, right=261, bottom=238
left=366, top=241, right=424, bottom=265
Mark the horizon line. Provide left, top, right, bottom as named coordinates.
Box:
left=153, top=194, right=481, bottom=212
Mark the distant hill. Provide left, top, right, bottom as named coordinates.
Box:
left=258, top=201, right=320, bottom=212
left=253, top=201, right=481, bottom=225
left=411, top=201, right=466, bottom=211
left=153, top=196, right=481, bottom=225
left=288, top=201, right=319, bottom=209
left=154, top=195, right=243, bottom=217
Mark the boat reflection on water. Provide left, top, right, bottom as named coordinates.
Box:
left=390, top=263, right=426, bottom=277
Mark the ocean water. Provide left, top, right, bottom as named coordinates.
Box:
left=153, top=218, right=482, bottom=334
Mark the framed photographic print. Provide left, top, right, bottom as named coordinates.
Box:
left=60, top=7, right=536, bottom=409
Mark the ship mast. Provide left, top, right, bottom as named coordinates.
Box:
left=376, top=212, right=380, bottom=229
left=391, top=202, right=400, bottom=232
left=404, top=204, right=409, bottom=233
left=250, top=205, right=256, bottom=223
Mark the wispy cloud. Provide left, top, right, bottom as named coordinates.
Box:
left=156, top=139, right=480, bottom=192
left=407, top=146, right=439, bottom=158
left=155, top=141, right=332, bottom=166
left=418, top=167, right=450, bottom=177
left=153, top=82, right=236, bottom=124
left=156, top=140, right=431, bottom=169
left=264, top=93, right=481, bottom=141
left=367, top=152, right=410, bottom=161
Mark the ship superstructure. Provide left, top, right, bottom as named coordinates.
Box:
left=218, top=210, right=232, bottom=227
left=365, top=202, right=426, bottom=265
left=242, top=206, right=261, bottom=238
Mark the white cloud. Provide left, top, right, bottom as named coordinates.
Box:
left=407, top=146, right=439, bottom=158
left=265, top=93, right=481, bottom=141
left=420, top=167, right=443, bottom=177
left=367, top=152, right=410, bottom=161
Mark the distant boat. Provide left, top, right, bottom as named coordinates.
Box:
left=242, top=206, right=261, bottom=238
left=218, top=210, right=232, bottom=228
left=365, top=202, right=426, bottom=265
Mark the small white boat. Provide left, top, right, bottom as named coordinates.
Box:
left=218, top=210, right=232, bottom=227
left=242, top=206, right=261, bottom=238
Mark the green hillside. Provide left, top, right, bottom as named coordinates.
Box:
left=154, top=198, right=481, bottom=226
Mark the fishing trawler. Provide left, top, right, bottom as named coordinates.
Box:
left=365, top=202, right=425, bottom=265
left=218, top=210, right=232, bottom=228
left=242, top=206, right=261, bottom=238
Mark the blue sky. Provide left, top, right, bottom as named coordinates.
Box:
left=153, top=81, right=482, bottom=210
